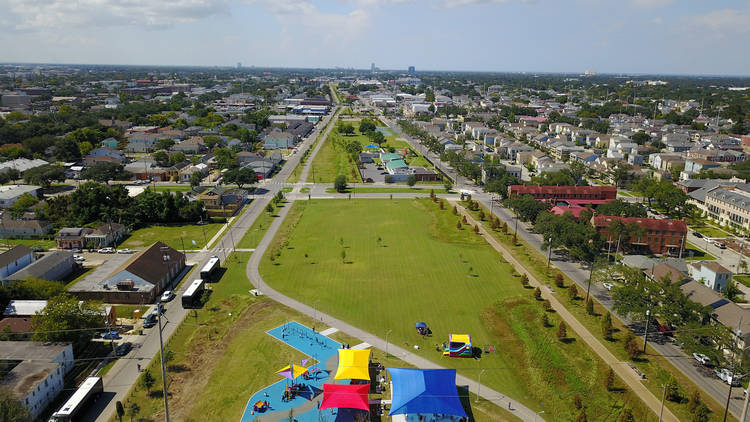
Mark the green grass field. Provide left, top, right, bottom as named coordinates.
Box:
left=685, top=241, right=717, bottom=261
left=325, top=187, right=449, bottom=194
left=235, top=207, right=279, bottom=250
left=151, top=185, right=194, bottom=193
left=309, top=123, right=365, bottom=183
left=119, top=223, right=223, bottom=250
left=0, top=238, right=56, bottom=251
left=259, top=199, right=653, bottom=421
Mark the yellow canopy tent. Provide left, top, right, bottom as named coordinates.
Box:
left=276, top=363, right=309, bottom=380
left=334, top=349, right=371, bottom=380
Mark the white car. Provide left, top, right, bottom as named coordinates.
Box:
left=160, top=290, right=175, bottom=302
left=73, top=255, right=85, bottom=262
left=97, top=247, right=115, bottom=254
left=117, top=248, right=134, bottom=254
left=602, top=282, right=614, bottom=291
left=693, top=353, right=711, bottom=366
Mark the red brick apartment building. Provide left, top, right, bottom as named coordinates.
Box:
left=508, top=185, right=617, bottom=204
left=592, top=215, right=687, bottom=256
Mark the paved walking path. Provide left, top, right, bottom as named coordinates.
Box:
left=452, top=201, right=679, bottom=422
left=246, top=199, right=539, bottom=422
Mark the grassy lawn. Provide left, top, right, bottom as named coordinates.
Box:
left=685, top=241, right=717, bottom=261
left=113, top=305, right=145, bottom=319
left=459, top=200, right=734, bottom=422
left=735, top=275, right=750, bottom=288
left=325, top=187, right=449, bottom=194
left=151, top=185, right=194, bottom=193
left=281, top=187, right=293, bottom=193
left=309, top=123, right=365, bottom=183
left=235, top=206, right=280, bottom=250
left=287, top=109, right=340, bottom=184
left=0, top=238, right=56, bottom=251
left=300, top=187, right=310, bottom=193
left=259, top=199, right=654, bottom=421
left=119, top=223, right=223, bottom=251
left=115, top=249, right=513, bottom=421
left=689, top=222, right=731, bottom=238
left=64, top=266, right=93, bottom=289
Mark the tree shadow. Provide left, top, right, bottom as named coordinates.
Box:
left=560, top=338, right=576, bottom=344
left=167, top=364, right=191, bottom=373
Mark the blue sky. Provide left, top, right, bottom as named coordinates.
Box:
left=1, top=0, right=749, bottom=75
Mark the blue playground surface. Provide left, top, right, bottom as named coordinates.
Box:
left=240, top=321, right=341, bottom=422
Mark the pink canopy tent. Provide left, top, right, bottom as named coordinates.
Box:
left=319, top=384, right=370, bottom=411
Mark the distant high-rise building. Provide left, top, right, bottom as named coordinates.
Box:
left=237, top=62, right=242, bottom=69
left=408, top=66, right=415, bottom=74
left=371, top=63, right=375, bottom=73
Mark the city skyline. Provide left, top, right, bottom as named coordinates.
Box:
left=1, top=0, right=750, bottom=76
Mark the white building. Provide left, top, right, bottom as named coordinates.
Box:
left=0, top=245, right=35, bottom=280
left=0, top=341, right=74, bottom=418
left=689, top=261, right=732, bottom=292
left=0, top=185, right=40, bottom=208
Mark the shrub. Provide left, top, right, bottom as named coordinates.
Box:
left=617, top=408, right=634, bottom=422
left=542, top=299, right=551, bottom=311
left=624, top=333, right=641, bottom=359
left=586, top=298, right=594, bottom=315
left=693, top=403, right=709, bottom=422
left=568, top=284, right=578, bottom=301
left=575, top=409, right=587, bottom=422
left=665, top=378, right=681, bottom=402
left=456, top=221, right=462, bottom=229
left=605, top=368, right=614, bottom=391
left=478, top=209, right=485, bottom=220
left=462, top=215, right=467, bottom=224
left=452, top=205, right=458, bottom=215
left=687, top=390, right=701, bottom=413
left=555, top=273, right=564, bottom=287
left=573, top=395, right=582, bottom=410
left=473, top=225, right=479, bottom=234
left=541, top=314, right=549, bottom=327
left=533, top=287, right=541, bottom=300
left=557, top=321, right=567, bottom=340
left=602, top=312, right=613, bottom=339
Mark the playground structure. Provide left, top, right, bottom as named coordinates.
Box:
left=443, top=334, right=473, bottom=358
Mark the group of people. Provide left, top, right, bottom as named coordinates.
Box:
left=282, top=383, right=305, bottom=402
left=252, top=401, right=269, bottom=412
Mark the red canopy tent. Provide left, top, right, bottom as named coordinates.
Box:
left=319, top=384, right=370, bottom=411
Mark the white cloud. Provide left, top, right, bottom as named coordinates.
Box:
left=692, top=8, right=750, bottom=33
left=652, top=17, right=663, bottom=24
left=5, top=0, right=228, bottom=31
left=631, top=0, right=673, bottom=7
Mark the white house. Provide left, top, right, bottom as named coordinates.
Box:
left=0, top=185, right=40, bottom=208
left=0, top=341, right=74, bottom=418
left=689, top=261, right=732, bottom=292
left=0, top=245, right=35, bottom=280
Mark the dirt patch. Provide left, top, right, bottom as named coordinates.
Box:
left=150, top=300, right=275, bottom=421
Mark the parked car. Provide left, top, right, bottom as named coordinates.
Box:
left=73, top=255, right=85, bottom=262
left=152, top=304, right=166, bottom=315
left=101, top=330, right=120, bottom=340
left=160, top=290, right=175, bottom=302
left=70, top=248, right=82, bottom=253
left=115, top=342, right=132, bottom=356
left=693, top=232, right=703, bottom=238
left=693, top=353, right=712, bottom=366
left=714, top=368, right=741, bottom=386
left=715, top=241, right=727, bottom=249
left=143, top=313, right=157, bottom=328
left=117, top=248, right=134, bottom=254
left=98, top=247, right=115, bottom=254
left=602, top=282, right=614, bottom=291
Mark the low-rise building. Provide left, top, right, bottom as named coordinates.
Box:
left=56, top=228, right=93, bottom=250
left=0, top=215, right=53, bottom=238
left=508, top=185, right=617, bottom=203
left=5, top=251, right=75, bottom=282
left=704, top=186, right=750, bottom=232
left=84, top=223, right=128, bottom=248
left=0, top=245, right=35, bottom=280
left=592, top=215, right=687, bottom=256
left=0, top=185, right=40, bottom=208
left=0, top=341, right=74, bottom=418
left=689, top=261, right=732, bottom=292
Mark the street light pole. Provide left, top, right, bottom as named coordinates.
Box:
left=385, top=329, right=392, bottom=358
left=156, top=304, right=171, bottom=422
left=476, top=369, right=486, bottom=403
left=659, top=383, right=667, bottom=422
left=643, top=308, right=651, bottom=353
left=546, top=237, right=552, bottom=269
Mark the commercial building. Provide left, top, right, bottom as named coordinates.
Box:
left=68, top=242, right=185, bottom=304
left=592, top=215, right=687, bottom=256
left=0, top=341, right=74, bottom=418
left=508, top=185, right=617, bottom=204
left=56, top=227, right=94, bottom=249
left=0, top=185, right=40, bottom=208
left=704, top=186, right=750, bottom=232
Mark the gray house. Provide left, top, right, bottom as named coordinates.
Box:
left=5, top=251, right=75, bottom=282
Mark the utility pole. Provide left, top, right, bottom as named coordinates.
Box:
left=659, top=383, right=667, bottom=422
left=157, top=304, right=170, bottom=422
left=547, top=237, right=552, bottom=269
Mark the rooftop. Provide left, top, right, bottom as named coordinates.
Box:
left=3, top=300, right=47, bottom=317
left=0, top=245, right=33, bottom=270
left=592, top=215, right=688, bottom=233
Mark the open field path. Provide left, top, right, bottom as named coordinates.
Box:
left=452, top=201, right=679, bottom=422
left=246, top=198, right=540, bottom=422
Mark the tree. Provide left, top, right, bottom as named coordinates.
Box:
left=407, top=174, right=417, bottom=187
left=139, top=369, right=155, bottom=393
left=568, top=284, right=578, bottom=301
left=688, top=390, right=702, bottom=413
left=555, top=273, right=564, bottom=288
left=81, top=162, right=129, bottom=184
left=602, top=312, right=613, bottom=339
left=128, top=402, right=141, bottom=422
left=624, top=333, right=641, bottom=359
left=189, top=171, right=203, bottom=188
left=338, top=123, right=355, bottom=135
left=509, top=194, right=550, bottom=223
left=369, top=130, right=385, bottom=146
left=8, top=193, right=39, bottom=219
left=692, top=404, right=709, bottom=422
left=223, top=167, right=257, bottom=189
left=23, top=164, right=65, bottom=188
left=55, top=137, right=81, bottom=161
left=334, top=175, right=348, bottom=193
left=541, top=314, right=549, bottom=327
left=573, top=395, right=582, bottom=410
left=153, top=150, right=169, bottom=165
left=203, top=135, right=223, bottom=149
left=116, top=401, right=125, bottom=422
left=597, top=199, right=647, bottom=218
left=0, top=388, right=31, bottom=421
left=444, top=180, right=453, bottom=192
left=169, top=151, right=186, bottom=166
left=557, top=321, right=567, bottom=340
left=31, top=294, right=103, bottom=349
left=534, top=287, right=542, bottom=300
left=266, top=203, right=274, bottom=214
left=155, top=138, right=175, bottom=150
left=456, top=220, right=462, bottom=229
left=604, top=368, right=615, bottom=391
left=575, top=409, right=587, bottom=422
left=586, top=298, right=594, bottom=315
left=341, top=249, right=346, bottom=264
left=723, top=281, right=742, bottom=302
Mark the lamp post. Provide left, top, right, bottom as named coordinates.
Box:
left=546, top=237, right=552, bottom=269
left=158, top=247, right=171, bottom=422
left=585, top=240, right=595, bottom=303
left=476, top=369, right=486, bottom=403
left=643, top=308, right=651, bottom=353
left=385, top=329, right=392, bottom=358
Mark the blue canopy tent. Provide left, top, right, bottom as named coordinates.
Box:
left=415, top=322, right=427, bottom=328
left=387, top=368, right=467, bottom=417
left=365, top=144, right=379, bottom=149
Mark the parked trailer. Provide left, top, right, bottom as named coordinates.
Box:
left=182, top=279, right=205, bottom=308
left=48, top=376, right=103, bottom=422
left=200, top=256, right=221, bottom=281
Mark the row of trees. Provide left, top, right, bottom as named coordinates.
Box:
left=631, top=177, right=694, bottom=219
left=43, top=181, right=207, bottom=229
